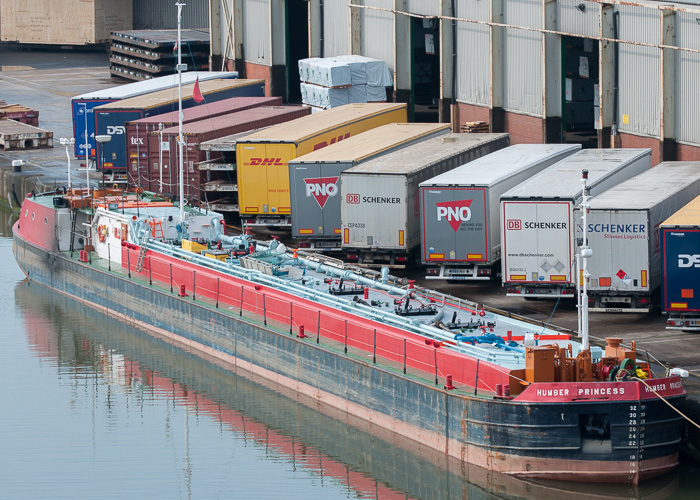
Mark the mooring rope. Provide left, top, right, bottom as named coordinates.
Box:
left=633, top=376, right=700, bottom=430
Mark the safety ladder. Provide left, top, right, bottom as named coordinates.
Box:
left=149, top=219, right=164, bottom=240
left=135, top=230, right=150, bottom=272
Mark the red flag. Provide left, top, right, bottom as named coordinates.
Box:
left=192, top=77, right=204, bottom=103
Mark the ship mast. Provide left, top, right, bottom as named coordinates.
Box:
left=176, top=1, right=186, bottom=222
left=579, top=169, right=591, bottom=351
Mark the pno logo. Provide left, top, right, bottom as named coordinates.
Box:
left=678, top=254, right=700, bottom=268
left=249, top=157, right=284, bottom=166
left=346, top=193, right=360, bottom=204
left=304, top=177, right=339, bottom=208
left=436, top=200, right=473, bottom=232
left=507, top=219, right=522, bottom=230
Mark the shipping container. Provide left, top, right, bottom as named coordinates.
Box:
left=339, top=133, right=511, bottom=267
left=93, top=79, right=265, bottom=172
left=501, top=148, right=652, bottom=298
left=419, top=144, right=580, bottom=280
left=147, top=106, right=310, bottom=201
left=71, top=71, right=238, bottom=159
left=236, top=103, right=408, bottom=227
left=289, top=123, right=452, bottom=251
left=126, top=96, right=281, bottom=186
left=660, top=196, right=700, bottom=331
left=574, top=162, right=700, bottom=313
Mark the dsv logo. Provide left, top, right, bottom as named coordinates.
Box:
left=678, top=254, right=700, bottom=268
left=107, top=126, right=125, bottom=135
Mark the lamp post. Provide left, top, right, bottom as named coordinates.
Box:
left=95, top=135, right=111, bottom=207
left=59, top=137, right=75, bottom=190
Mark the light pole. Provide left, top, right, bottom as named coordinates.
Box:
left=95, top=135, right=112, bottom=207
left=59, top=138, right=75, bottom=190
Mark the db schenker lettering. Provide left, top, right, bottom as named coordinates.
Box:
left=589, top=223, right=645, bottom=233
left=524, top=222, right=567, bottom=229
left=362, top=196, right=401, bottom=204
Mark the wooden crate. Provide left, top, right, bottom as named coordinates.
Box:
left=0, top=0, right=132, bottom=45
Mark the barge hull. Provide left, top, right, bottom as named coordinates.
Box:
left=12, top=220, right=684, bottom=484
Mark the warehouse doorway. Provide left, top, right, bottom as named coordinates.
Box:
left=411, top=17, right=440, bottom=122
left=562, top=36, right=599, bottom=148
left=286, top=0, right=309, bottom=104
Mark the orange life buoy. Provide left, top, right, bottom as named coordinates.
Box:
left=114, top=227, right=120, bottom=239
left=97, top=225, right=107, bottom=243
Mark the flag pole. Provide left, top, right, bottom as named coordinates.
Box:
left=176, top=1, right=186, bottom=222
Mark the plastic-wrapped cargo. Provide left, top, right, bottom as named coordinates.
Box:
left=501, top=148, right=652, bottom=298
left=660, top=195, right=700, bottom=331
left=300, top=83, right=350, bottom=109
left=576, top=162, right=700, bottom=313
left=311, top=58, right=353, bottom=88
left=366, top=85, right=387, bottom=102
left=339, top=133, right=511, bottom=267
left=289, top=123, right=452, bottom=250
left=420, top=144, right=580, bottom=280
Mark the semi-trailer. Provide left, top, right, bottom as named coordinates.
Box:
left=147, top=106, right=310, bottom=200
left=660, top=195, right=700, bottom=331
left=93, top=79, right=265, bottom=172
left=500, top=148, right=651, bottom=298
left=575, top=162, right=700, bottom=313
left=70, top=71, right=237, bottom=159
left=236, top=103, right=407, bottom=228
left=125, top=96, right=281, bottom=186
left=419, top=144, right=580, bottom=280
left=339, top=133, right=511, bottom=267
left=288, top=123, right=453, bottom=252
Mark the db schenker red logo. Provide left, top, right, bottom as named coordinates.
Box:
left=436, top=200, right=473, bottom=232
left=507, top=219, right=522, bottom=230
left=304, top=177, right=339, bottom=208
left=346, top=193, right=360, bottom=204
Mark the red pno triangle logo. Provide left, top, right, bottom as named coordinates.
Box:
left=303, top=177, right=339, bottom=208
left=435, top=199, right=473, bottom=232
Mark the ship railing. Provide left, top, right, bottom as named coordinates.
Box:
left=112, top=242, right=518, bottom=393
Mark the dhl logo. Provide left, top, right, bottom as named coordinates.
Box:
left=313, top=133, right=350, bottom=151
left=248, top=157, right=285, bottom=166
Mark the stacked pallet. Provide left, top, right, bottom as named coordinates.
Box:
left=110, top=29, right=210, bottom=81
left=0, top=120, right=53, bottom=150
left=0, top=104, right=39, bottom=126
left=299, top=56, right=393, bottom=110
left=461, top=121, right=490, bottom=133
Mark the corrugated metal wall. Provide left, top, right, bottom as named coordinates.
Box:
left=242, top=0, right=270, bottom=65
left=133, top=0, right=210, bottom=29
left=617, top=5, right=660, bottom=138
left=454, top=1, right=489, bottom=106
left=675, top=12, right=700, bottom=145
left=324, top=0, right=350, bottom=56
left=361, top=0, right=394, bottom=69
left=558, top=0, right=598, bottom=38
left=406, top=0, right=439, bottom=17
left=502, top=0, right=542, bottom=115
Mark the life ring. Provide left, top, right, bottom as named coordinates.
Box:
left=114, top=227, right=120, bottom=239
left=97, top=225, right=107, bottom=243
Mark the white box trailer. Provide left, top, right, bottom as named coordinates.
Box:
left=289, top=123, right=452, bottom=251
left=339, top=133, right=511, bottom=267
left=574, top=162, right=700, bottom=312
left=419, top=144, right=580, bottom=280
left=500, top=148, right=652, bottom=298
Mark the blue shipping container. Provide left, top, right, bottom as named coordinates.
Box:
left=661, top=228, right=700, bottom=313
left=93, top=79, right=265, bottom=170
left=70, top=71, right=238, bottom=159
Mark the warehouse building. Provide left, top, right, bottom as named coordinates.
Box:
left=209, top=0, right=700, bottom=164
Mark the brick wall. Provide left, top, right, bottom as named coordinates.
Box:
left=456, top=102, right=490, bottom=124
left=677, top=143, right=700, bottom=161
left=503, top=112, right=544, bottom=144
left=618, top=133, right=661, bottom=166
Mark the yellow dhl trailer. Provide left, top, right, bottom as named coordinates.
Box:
left=236, top=102, right=407, bottom=227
